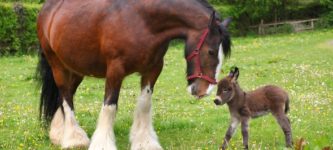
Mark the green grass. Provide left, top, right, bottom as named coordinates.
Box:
left=1, top=29, right=333, bottom=149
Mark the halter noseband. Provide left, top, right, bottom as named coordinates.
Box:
left=186, top=28, right=217, bottom=84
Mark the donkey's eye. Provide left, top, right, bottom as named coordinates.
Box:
left=223, top=89, right=229, bottom=93
left=208, top=49, right=215, bottom=56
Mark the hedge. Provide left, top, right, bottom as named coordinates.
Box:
left=0, top=3, right=40, bottom=55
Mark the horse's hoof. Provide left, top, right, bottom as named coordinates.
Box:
left=61, top=126, right=90, bottom=149
left=131, top=137, right=163, bottom=150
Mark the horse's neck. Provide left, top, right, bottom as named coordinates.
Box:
left=143, top=0, right=212, bottom=39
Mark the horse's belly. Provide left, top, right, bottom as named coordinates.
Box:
left=55, top=47, right=107, bottom=77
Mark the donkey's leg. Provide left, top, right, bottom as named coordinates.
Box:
left=89, top=67, right=124, bottom=150
left=130, top=62, right=163, bottom=150
left=221, top=116, right=240, bottom=150
left=273, top=111, right=293, bottom=147
left=50, top=66, right=89, bottom=148
left=241, top=118, right=250, bottom=150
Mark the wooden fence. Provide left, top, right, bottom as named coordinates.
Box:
left=250, top=18, right=320, bottom=35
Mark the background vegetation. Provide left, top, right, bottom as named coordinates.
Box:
left=0, top=3, right=40, bottom=55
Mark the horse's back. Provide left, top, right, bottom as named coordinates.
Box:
left=37, top=0, right=129, bottom=77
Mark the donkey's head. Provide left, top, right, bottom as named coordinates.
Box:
left=186, top=12, right=231, bottom=99
left=214, top=67, right=239, bottom=105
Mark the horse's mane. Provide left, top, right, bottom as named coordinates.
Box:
left=197, top=0, right=216, bottom=13
left=197, top=0, right=231, bottom=57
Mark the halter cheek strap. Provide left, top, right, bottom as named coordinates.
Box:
left=186, top=28, right=217, bottom=84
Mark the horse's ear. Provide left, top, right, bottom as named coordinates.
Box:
left=209, top=11, right=218, bottom=29
left=220, top=17, right=232, bottom=28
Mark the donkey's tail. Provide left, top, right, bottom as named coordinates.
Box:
left=285, top=97, right=290, bottom=114
left=36, top=48, right=60, bottom=125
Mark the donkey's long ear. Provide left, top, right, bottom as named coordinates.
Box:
left=209, top=11, right=218, bottom=29
left=228, top=67, right=235, bottom=77
left=233, top=67, right=239, bottom=81
left=230, top=67, right=239, bottom=82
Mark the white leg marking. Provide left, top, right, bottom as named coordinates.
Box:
left=206, top=44, right=224, bottom=95
left=130, top=85, right=163, bottom=150
left=230, top=116, right=240, bottom=132
left=61, top=100, right=90, bottom=149
left=49, top=107, right=64, bottom=145
left=89, top=104, right=117, bottom=150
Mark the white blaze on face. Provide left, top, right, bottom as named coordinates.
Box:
left=206, top=44, right=224, bottom=95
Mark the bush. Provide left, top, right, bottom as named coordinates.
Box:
left=1, top=0, right=42, bottom=4
left=0, top=3, right=40, bottom=56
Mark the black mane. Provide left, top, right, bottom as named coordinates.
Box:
left=197, top=0, right=215, bottom=12
left=197, top=0, right=222, bottom=21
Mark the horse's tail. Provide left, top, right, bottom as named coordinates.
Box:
left=36, top=48, right=60, bottom=125
left=285, top=97, right=290, bottom=114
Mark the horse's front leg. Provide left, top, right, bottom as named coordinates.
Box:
left=130, top=62, right=163, bottom=150
left=89, top=67, right=124, bottom=150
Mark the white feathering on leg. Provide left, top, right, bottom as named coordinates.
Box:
left=49, top=107, right=64, bottom=145
left=61, top=100, right=90, bottom=149
left=130, top=85, right=163, bottom=150
left=89, top=104, right=117, bottom=150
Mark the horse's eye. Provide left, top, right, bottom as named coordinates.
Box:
left=208, top=49, right=215, bottom=56
left=223, top=89, right=229, bottom=93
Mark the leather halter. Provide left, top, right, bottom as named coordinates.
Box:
left=186, top=28, right=217, bottom=84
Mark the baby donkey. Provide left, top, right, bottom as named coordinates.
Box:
left=214, top=67, right=293, bottom=150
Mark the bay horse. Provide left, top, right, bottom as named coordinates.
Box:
left=214, top=67, right=293, bottom=149
left=36, top=0, right=231, bottom=149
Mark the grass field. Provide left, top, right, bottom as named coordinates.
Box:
left=1, top=29, right=333, bottom=150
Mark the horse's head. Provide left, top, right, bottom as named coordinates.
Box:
left=186, top=12, right=232, bottom=99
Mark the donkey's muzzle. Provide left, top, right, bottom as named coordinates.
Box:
left=214, top=99, right=222, bottom=105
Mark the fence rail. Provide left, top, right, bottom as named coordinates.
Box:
left=250, top=18, right=320, bottom=35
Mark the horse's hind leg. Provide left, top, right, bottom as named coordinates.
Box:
left=50, top=65, right=89, bottom=148
left=272, top=110, right=293, bottom=147
left=130, top=61, right=163, bottom=150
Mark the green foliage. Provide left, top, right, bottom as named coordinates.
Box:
left=1, top=0, right=42, bottom=4
left=0, top=3, right=40, bottom=56
left=320, top=0, right=333, bottom=26
left=214, top=0, right=333, bottom=35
